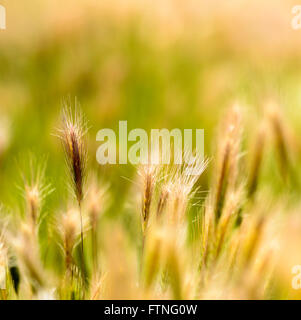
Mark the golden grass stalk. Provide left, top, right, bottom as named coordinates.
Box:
left=156, top=185, right=170, bottom=219
left=86, top=178, right=109, bottom=274
left=57, top=100, right=88, bottom=284
left=142, top=227, right=162, bottom=290
left=162, top=225, right=186, bottom=300
left=58, top=208, right=88, bottom=299
left=242, top=215, right=265, bottom=268
left=21, top=157, right=53, bottom=232
left=164, top=154, right=207, bottom=226
left=247, top=123, right=266, bottom=199
left=214, top=188, right=242, bottom=261
left=59, top=103, right=88, bottom=206
left=139, top=164, right=157, bottom=237
left=212, top=106, right=242, bottom=223
left=267, top=104, right=292, bottom=183
left=61, top=209, right=78, bottom=277
left=199, top=200, right=214, bottom=270
left=13, top=223, right=47, bottom=296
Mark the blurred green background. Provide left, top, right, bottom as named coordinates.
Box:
left=0, top=0, right=301, bottom=225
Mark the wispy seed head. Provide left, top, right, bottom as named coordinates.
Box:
left=58, top=100, right=88, bottom=206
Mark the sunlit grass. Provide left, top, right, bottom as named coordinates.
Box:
left=0, top=0, right=301, bottom=300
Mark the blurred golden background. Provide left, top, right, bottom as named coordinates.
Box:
left=0, top=0, right=301, bottom=299
left=0, top=0, right=300, bottom=202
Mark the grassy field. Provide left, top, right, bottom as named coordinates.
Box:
left=0, top=0, right=301, bottom=299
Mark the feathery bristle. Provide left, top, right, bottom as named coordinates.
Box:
left=19, top=156, right=53, bottom=229
left=156, top=185, right=170, bottom=218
